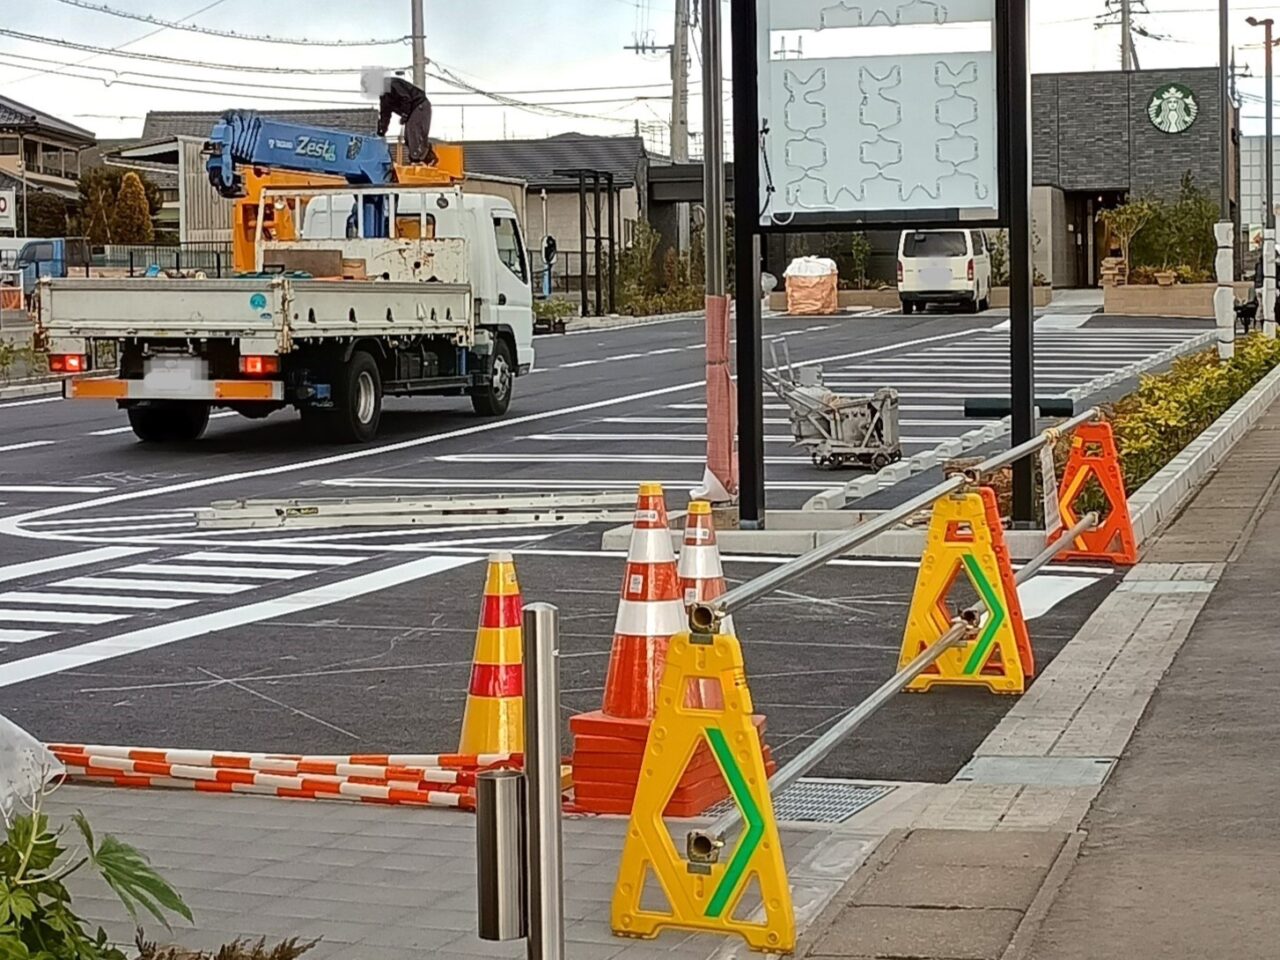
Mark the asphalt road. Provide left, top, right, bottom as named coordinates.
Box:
left=0, top=308, right=1203, bottom=783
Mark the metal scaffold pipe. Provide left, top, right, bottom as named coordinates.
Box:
left=696, top=510, right=1100, bottom=843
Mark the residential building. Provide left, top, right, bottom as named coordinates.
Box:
left=0, top=93, right=96, bottom=232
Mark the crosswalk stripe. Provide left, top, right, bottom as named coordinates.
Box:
left=176, top=551, right=365, bottom=567
left=0, top=591, right=196, bottom=611
left=55, top=577, right=258, bottom=595
left=0, top=608, right=129, bottom=625
left=0, top=629, right=53, bottom=644
left=115, top=564, right=313, bottom=581
left=525, top=433, right=943, bottom=445
left=434, top=453, right=816, bottom=465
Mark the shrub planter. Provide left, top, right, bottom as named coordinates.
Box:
left=1105, top=281, right=1253, bottom=318
left=989, top=286, right=1054, bottom=308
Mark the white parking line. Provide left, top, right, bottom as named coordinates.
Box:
left=0, top=554, right=478, bottom=687
left=0, top=547, right=152, bottom=585
left=115, top=563, right=313, bottom=580
left=0, top=485, right=114, bottom=494
left=0, top=629, right=54, bottom=644
left=316, top=477, right=840, bottom=492
left=0, top=608, right=128, bottom=625
left=56, top=576, right=258, bottom=595
left=0, top=591, right=195, bottom=611
left=0, top=441, right=57, bottom=453
left=177, top=551, right=365, bottom=567
left=0, top=397, right=62, bottom=409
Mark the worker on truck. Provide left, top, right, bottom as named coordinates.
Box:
left=377, top=72, right=437, bottom=166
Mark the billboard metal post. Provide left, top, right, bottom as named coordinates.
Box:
left=731, top=0, right=765, bottom=529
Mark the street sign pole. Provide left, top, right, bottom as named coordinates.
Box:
left=731, top=0, right=765, bottom=529
left=1006, top=0, right=1037, bottom=526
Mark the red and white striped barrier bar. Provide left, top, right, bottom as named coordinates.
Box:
left=48, top=744, right=516, bottom=770
left=54, top=753, right=473, bottom=795
left=49, top=748, right=477, bottom=786
left=65, top=771, right=475, bottom=811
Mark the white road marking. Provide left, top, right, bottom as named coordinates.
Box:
left=0, top=628, right=53, bottom=644
left=23, top=512, right=196, bottom=528
left=0, top=486, right=114, bottom=494
left=0, top=441, right=57, bottom=453
left=557, top=360, right=598, bottom=368
left=56, top=576, right=258, bottom=595
left=0, top=397, right=62, bottom=409
left=315, top=477, right=840, bottom=492
left=0, top=608, right=128, bottom=625
left=0, top=591, right=195, bottom=611
left=0, top=327, right=993, bottom=544
left=1018, top=575, right=1100, bottom=619
left=115, top=563, right=313, bottom=580
left=0, top=547, right=152, bottom=586
left=435, top=453, right=815, bottom=465
left=648, top=348, right=681, bottom=355
left=523, top=432, right=942, bottom=445
left=177, top=551, right=366, bottom=567
left=600, top=416, right=985, bottom=428
left=0, top=554, right=479, bottom=688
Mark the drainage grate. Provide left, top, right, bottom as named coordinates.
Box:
left=706, top=779, right=896, bottom=825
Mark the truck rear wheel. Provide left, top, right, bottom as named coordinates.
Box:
left=127, top=402, right=211, bottom=443
left=332, top=351, right=383, bottom=443
left=471, top=339, right=514, bottom=417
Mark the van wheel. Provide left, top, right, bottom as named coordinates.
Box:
left=332, top=351, right=382, bottom=443
left=128, top=402, right=210, bottom=443
left=901, top=300, right=915, bottom=315
left=472, top=339, right=514, bottom=417
left=979, top=293, right=991, bottom=311
left=963, top=293, right=980, bottom=314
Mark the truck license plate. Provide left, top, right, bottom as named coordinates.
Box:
left=144, top=357, right=208, bottom=394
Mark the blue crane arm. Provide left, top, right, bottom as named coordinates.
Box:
left=204, top=111, right=394, bottom=197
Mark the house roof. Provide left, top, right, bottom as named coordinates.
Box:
left=0, top=94, right=96, bottom=144
left=0, top=169, right=77, bottom=200
left=460, top=134, right=651, bottom=189
left=141, top=108, right=380, bottom=140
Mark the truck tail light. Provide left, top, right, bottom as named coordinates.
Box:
left=49, top=354, right=85, bottom=373
left=239, top=355, right=280, bottom=376
left=897, top=261, right=904, bottom=284
left=967, top=259, right=975, bottom=282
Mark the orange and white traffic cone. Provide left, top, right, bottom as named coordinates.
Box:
left=457, top=552, right=524, bottom=755
left=679, top=499, right=735, bottom=635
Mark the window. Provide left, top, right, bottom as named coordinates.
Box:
left=493, top=216, right=528, bottom=284
left=0, top=138, right=17, bottom=156
left=903, top=232, right=969, bottom=258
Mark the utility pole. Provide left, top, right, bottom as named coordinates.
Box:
left=1250, top=16, right=1276, bottom=337
left=411, top=0, right=426, bottom=89
left=1121, top=0, right=1133, bottom=70
left=672, top=0, right=692, bottom=253
left=1216, top=0, right=1236, bottom=360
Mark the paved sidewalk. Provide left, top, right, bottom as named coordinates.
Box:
left=796, top=401, right=1280, bottom=960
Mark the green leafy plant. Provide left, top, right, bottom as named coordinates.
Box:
left=533, top=298, right=575, bottom=323
left=0, top=788, right=192, bottom=959
left=1099, top=199, right=1157, bottom=279
left=848, top=232, right=872, bottom=290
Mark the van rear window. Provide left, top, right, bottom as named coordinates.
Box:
left=903, top=233, right=968, bottom=258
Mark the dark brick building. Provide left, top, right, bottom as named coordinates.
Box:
left=1031, top=67, right=1236, bottom=287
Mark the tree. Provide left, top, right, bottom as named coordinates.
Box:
left=78, top=167, right=162, bottom=244
left=110, top=171, right=154, bottom=244
left=20, top=190, right=70, bottom=237
left=1099, top=199, right=1156, bottom=278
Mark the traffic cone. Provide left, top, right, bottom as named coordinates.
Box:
left=572, top=485, right=762, bottom=816
left=678, top=500, right=732, bottom=710
left=457, top=552, right=524, bottom=755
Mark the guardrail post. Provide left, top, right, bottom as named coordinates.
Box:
left=476, top=770, right=529, bottom=942
left=523, top=602, right=565, bottom=960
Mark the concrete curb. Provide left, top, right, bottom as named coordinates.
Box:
left=999, top=832, right=1086, bottom=960
left=0, top=378, right=63, bottom=401
left=1129, top=359, right=1280, bottom=545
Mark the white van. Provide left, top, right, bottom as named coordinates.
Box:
left=897, top=229, right=992, bottom=314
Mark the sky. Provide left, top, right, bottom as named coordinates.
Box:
left=1, top=0, right=1278, bottom=146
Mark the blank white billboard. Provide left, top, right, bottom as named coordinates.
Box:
left=757, top=0, right=1000, bottom=224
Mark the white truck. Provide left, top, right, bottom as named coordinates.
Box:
left=37, top=183, right=536, bottom=444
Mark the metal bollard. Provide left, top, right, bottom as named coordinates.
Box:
left=476, top=770, right=528, bottom=942
left=523, top=602, right=565, bottom=960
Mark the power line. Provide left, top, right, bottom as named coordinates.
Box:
left=52, top=0, right=408, bottom=46
left=0, top=27, right=398, bottom=74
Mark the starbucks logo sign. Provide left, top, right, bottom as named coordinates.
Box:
left=1148, top=83, right=1199, bottom=134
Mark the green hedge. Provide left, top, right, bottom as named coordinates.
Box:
left=1108, top=334, right=1280, bottom=493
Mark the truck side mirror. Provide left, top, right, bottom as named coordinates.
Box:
left=543, top=236, right=558, bottom=266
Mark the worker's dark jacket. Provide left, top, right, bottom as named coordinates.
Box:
left=378, top=79, right=429, bottom=136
